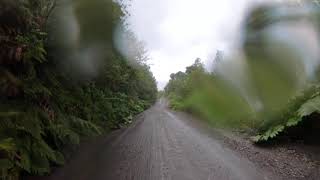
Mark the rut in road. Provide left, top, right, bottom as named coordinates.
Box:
left=43, top=100, right=272, bottom=180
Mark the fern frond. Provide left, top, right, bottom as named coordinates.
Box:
left=254, top=93, right=320, bottom=142
left=47, top=124, right=80, bottom=145
left=70, top=116, right=102, bottom=135
left=298, top=96, right=320, bottom=117
left=0, top=138, right=16, bottom=152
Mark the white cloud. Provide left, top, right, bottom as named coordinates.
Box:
left=126, top=0, right=263, bottom=89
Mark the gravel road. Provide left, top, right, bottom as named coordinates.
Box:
left=42, top=100, right=274, bottom=180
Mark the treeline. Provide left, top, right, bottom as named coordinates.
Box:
left=0, top=0, right=157, bottom=179
left=165, top=58, right=320, bottom=143
left=165, top=3, right=320, bottom=144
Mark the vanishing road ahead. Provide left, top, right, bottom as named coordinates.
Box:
left=43, top=100, right=271, bottom=180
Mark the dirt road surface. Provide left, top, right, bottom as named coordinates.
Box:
left=41, top=100, right=276, bottom=180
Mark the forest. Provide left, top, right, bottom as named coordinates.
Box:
left=0, top=0, right=157, bottom=179
left=165, top=3, right=320, bottom=144
left=165, top=58, right=320, bottom=141
left=1, top=0, right=320, bottom=179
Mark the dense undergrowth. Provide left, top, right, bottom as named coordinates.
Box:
left=0, top=0, right=157, bottom=179
left=165, top=3, right=320, bottom=144
left=164, top=60, right=320, bottom=143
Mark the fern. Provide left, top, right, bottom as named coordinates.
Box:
left=298, top=96, right=320, bottom=117
left=0, top=0, right=157, bottom=179
left=253, top=90, right=320, bottom=142
left=70, top=116, right=102, bottom=136
left=253, top=125, right=285, bottom=142
left=0, top=138, right=16, bottom=152
left=46, top=124, right=80, bottom=146
left=286, top=117, right=301, bottom=127
left=15, top=136, right=64, bottom=175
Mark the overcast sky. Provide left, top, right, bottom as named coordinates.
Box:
left=125, top=0, right=279, bottom=89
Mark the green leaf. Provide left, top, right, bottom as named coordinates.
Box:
left=53, top=151, right=65, bottom=165
left=254, top=125, right=285, bottom=142
left=38, top=32, right=48, bottom=36
left=17, top=150, right=31, bottom=173
left=298, top=96, right=320, bottom=117
left=286, top=117, right=300, bottom=127
left=251, top=135, right=262, bottom=142
left=0, top=138, right=16, bottom=152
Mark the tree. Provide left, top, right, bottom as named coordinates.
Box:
left=0, top=0, right=157, bottom=178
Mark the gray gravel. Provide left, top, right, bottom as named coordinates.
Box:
left=38, top=100, right=277, bottom=180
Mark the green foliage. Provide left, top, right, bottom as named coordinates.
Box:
left=253, top=86, right=320, bottom=142
left=252, top=125, right=285, bottom=142
left=165, top=59, right=203, bottom=103
left=16, top=30, right=47, bottom=63
left=298, top=95, right=320, bottom=117
left=244, top=3, right=320, bottom=142
left=0, top=0, right=157, bottom=179
left=165, top=3, right=320, bottom=144
left=165, top=59, right=254, bottom=129
left=167, top=94, right=185, bottom=110
left=0, top=138, right=15, bottom=152
left=166, top=60, right=320, bottom=142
